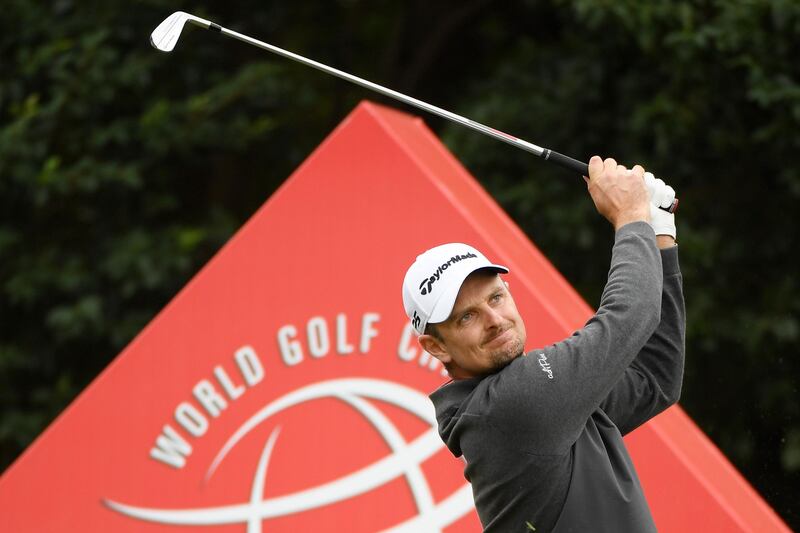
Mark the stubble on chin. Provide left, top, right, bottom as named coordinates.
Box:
left=488, top=338, right=525, bottom=372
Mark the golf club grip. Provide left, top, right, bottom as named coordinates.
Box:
left=545, top=150, right=589, bottom=176
left=544, top=150, right=679, bottom=213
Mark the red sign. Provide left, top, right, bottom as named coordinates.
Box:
left=0, top=101, right=790, bottom=532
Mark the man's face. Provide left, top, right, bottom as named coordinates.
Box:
left=421, top=271, right=527, bottom=379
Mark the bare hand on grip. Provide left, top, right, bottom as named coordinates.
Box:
left=584, top=156, right=650, bottom=230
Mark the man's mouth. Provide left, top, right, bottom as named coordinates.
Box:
left=484, top=328, right=512, bottom=348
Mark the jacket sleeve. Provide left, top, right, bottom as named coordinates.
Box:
left=491, top=221, right=663, bottom=453
left=598, top=245, right=685, bottom=435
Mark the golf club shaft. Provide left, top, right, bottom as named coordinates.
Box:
left=196, top=19, right=678, bottom=212
left=203, top=22, right=587, bottom=169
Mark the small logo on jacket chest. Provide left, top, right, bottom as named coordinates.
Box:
left=538, top=353, right=553, bottom=379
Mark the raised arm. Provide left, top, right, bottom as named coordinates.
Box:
left=491, top=157, right=665, bottom=452
left=599, top=199, right=686, bottom=435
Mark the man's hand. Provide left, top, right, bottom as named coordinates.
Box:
left=584, top=156, right=650, bottom=230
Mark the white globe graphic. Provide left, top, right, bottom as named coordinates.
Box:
left=106, top=378, right=474, bottom=532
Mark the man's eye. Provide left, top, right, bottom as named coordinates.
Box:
left=459, top=313, right=473, bottom=324
left=491, top=293, right=502, bottom=303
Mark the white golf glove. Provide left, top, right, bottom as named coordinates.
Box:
left=644, top=172, right=676, bottom=239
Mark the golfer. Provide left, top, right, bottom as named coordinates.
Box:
left=402, top=156, right=685, bottom=532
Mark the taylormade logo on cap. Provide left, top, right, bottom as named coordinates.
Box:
left=418, top=252, right=478, bottom=295
left=402, top=243, right=509, bottom=335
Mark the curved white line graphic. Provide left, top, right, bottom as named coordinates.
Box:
left=335, top=392, right=437, bottom=524
left=104, top=378, right=474, bottom=530
left=248, top=427, right=280, bottom=533
left=379, top=483, right=474, bottom=533
left=206, top=379, right=437, bottom=479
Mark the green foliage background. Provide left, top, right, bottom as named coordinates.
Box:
left=1, top=0, right=798, bottom=527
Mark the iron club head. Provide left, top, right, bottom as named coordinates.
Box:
left=150, top=11, right=212, bottom=52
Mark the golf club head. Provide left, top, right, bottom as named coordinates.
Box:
left=150, top=11, right=211, bottom=52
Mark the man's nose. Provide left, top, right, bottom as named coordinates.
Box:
left=484, top=306, right=504, bottom=328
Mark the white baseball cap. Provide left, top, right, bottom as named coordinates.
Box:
left=402, top=243, right=509, bottom=335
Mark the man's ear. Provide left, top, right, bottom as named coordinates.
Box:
left=418, top=334, right=451, bottom=365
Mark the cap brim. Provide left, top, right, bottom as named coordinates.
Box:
left=427, top=264, right=508, bottom=325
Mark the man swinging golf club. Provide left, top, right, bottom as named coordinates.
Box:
left=150, top=13, right=684, bottom=529
left=402, top=156, right=685, bottom=532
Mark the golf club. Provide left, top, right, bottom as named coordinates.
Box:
left=150, top=11, right=678, bottom=213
